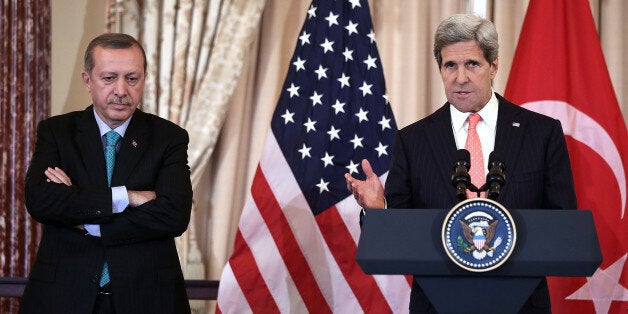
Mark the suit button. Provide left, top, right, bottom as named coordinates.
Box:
left=91, top=275, right=99, bottom=283
left=95, top=210, right=101, bottom=215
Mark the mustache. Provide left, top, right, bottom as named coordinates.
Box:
left=107, top=96, right=132, bottom=105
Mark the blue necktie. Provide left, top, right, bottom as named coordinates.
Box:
left=100, top=130, right=121, bottom=287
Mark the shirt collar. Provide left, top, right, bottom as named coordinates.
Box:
left=450, top=92, right=498, bottom=133
left=93, top=108, right=131, bottom=138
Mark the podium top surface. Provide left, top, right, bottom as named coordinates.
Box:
left=355, top=208, right=602, bottom=277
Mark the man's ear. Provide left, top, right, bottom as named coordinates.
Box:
left=489, top=58, right=499, bottom=79
left=81, top=71, right=91, bottom=92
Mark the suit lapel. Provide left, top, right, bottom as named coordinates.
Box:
left=75, top=106, right=109, bottom=186
left=425, top=104, right=459, bottom=204
left=112, top=110, right=151, bottom=185
left=494, top=95, right=526, bottom=196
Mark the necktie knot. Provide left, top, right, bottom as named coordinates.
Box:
left=106, top=130, right=122, bottom=147
left=467, top=113, right=481, bottom=130
left=104, top=131, right=121, bottom=187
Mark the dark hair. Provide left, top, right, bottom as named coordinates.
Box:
left=433, top=14, right=499, bottom=67
left=83, top=33, right=147, bottom=74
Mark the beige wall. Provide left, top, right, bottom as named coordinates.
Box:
left=51, top=1, right=106, bottom=116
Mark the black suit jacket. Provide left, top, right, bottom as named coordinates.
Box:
left=385, top=94, right=577, bottom=312
left=21, top=106, right=193, bottom=314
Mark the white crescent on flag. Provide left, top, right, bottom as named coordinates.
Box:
left=522, top=100, right=627, bottom=218
left=504, top=0, right=628, bottom=312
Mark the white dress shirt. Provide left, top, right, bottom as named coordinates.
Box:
left=449, top=92, right=499, bottom=176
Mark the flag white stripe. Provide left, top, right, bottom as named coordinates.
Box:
left=259, top=132, right=363, bottom=312
left=216, top=264, right=253, bottom=314
left=335, top=196, right=363, bottom=244
left=336, top=193, right=411, bottom=313
left=239, top=194, right=306, bottom=312
left=335, top=171, right=387, bottom=244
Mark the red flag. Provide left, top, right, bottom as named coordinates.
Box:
left=505, top=0, right=628, bottom=313
left=216, top=0, right=410, bottom=312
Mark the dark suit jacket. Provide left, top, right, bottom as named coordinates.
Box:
left=20, top=106, right=193, bottom=314
left=385, top=94, right=577, bottom=313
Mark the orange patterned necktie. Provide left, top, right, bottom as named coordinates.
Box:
left=465, top=113, right=484, bottom=198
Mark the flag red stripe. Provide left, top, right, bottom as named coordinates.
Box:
left=316, top=207, right=393, bottom=313
left=251, top=167, right=332, bottom=313
left=229, top=229, right=280, bottom=312
left=218, top=0, right=407, bottom=310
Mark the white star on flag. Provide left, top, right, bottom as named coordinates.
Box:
left=299, top=31, right=311, bottom=45
left=325, top=12, right=339, bottom=27
left=354, top=107, right=368, bottom=122
left=505, top=0, right=628, bottom=312
left=320, top=38, right=334, bottom=53
left=342, top=47, right=354, bottom=61
left=566, top=255, right=628, bottom=314
left=286, top=83, right=300, bottom=98
left=346, top=160, right=360, bottom=174
left=293, top=57, right=306, bottom=71
left=281, top=109, right=295, bottom=124
left=217, top=1, right=405, bottom=312
left=359, top=81, right=372, bottom=96
left=298, top=143, right=312, bottom=159
left=345, top=20, right=359, bottom=35
left=314, top=65, right=328, bottom=80
left=332, top=99, right=345, bottom=114
left=337, top=72, right=350, bottom=87
left=363, top=54, right=377, bottom=70
left=350, top=134, right=364, bottom=149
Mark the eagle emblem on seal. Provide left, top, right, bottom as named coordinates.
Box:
left=458, top=213, right=502, bottom=260
left=442, top=199, right=516, bottom=272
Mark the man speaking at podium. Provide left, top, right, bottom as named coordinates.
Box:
left=345, top=14, right=576, bottom=314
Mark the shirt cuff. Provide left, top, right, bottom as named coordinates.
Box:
left=111, top=186, right=129, bottom=214
left=83, top=186, right=128, bottom=237
left=84, top=224, right=101, bottom=237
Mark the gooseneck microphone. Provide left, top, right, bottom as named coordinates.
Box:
left=451, top=149, right=471, bottom=200
left=485, top=151, right=506, bottom=200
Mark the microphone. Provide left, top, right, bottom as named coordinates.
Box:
left=485, top=151, right=506, bottom=200
left=451, top=149, right=471, bottom=200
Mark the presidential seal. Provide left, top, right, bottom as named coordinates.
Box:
left=442, top=198, right=517, bottom=272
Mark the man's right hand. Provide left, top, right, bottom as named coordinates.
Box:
left=127, top=190, right=156, bottom=207
left=344, top=159, right=385, bottom=209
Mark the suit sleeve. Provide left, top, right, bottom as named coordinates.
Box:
left=385, top=132, right=415, bottom=209
left=24, top=119, right=113, bottom=227
left=542, top=119, right=577, bottom=209
left=100, top=127, right=193, bottom=246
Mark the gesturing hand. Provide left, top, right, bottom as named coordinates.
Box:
left=344, top=159, right=385, bottom=209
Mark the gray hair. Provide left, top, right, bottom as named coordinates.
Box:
left=84, top=33, right=147, bottom=74
left=433, top=14, right=499, bottom=67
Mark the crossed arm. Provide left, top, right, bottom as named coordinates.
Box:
left=44, top=166, right=155, bottom=207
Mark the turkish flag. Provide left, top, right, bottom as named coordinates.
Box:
left=504, top=0, right=628, bottom=313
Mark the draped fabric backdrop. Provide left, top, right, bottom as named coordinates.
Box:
left=106, top=0, right=265, bottom=312
left=107, top=0, right=626, bottom=312
left=0, top=1, right=50, bottom=313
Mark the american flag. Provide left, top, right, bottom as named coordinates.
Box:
left=216, top=0, right=411, bottom=312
